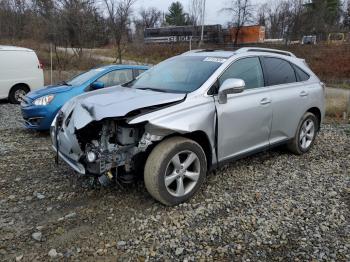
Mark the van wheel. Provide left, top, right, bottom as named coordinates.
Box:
left=144, top=137, right=207, bottom=206
left=9, top=84, right=29, bottom=104
left=287, top=112, right=318, bottom=155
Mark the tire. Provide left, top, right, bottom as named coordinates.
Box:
left=9, top=84, right=29, bottom=104
left=287, top=112, right=319, bottom=155
left=144, top=136, right=207, bottom=206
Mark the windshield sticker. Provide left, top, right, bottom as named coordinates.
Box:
left=203, top=57, right=227, bottom=63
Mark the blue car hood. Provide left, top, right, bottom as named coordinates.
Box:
left=27, top=85, right=74, bottom=100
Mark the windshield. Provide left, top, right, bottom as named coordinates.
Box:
left=67, top=68, right=105, bottom=86
left=127, top=56, right=224, bottom=93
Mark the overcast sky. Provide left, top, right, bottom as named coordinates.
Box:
left=133, top=0, right=265, bottom=26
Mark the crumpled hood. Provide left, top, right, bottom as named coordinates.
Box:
left=27, top=84, right=73, bottom=100
left=61, top=86, right=186, bottom=130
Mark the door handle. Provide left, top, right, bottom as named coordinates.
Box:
left=260, top=98, right=272, bottom=105
left=300, top=91, right=308, bottom=97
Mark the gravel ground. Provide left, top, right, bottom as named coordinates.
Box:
left=0, top=102, right=349, bottom=261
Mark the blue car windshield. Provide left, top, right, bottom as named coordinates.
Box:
left=67, top=68, right=105, bottom=86
left=128, top=56, right=223, bottom=93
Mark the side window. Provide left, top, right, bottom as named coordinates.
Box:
left=293, top=65, right=310, bottom=82
left=219, top=57, right=264, bottom=90
left=262, top=57, right=296, bottom=86
left=135, top=69, right=147, bottom=77
left=97, top=69, right=133, bottom=88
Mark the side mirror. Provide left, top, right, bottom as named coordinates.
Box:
left=218, top=78, right=245, bottom=104
left=90, top=81, right=105, bottom=90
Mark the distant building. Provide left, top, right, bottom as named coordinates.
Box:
left=229, top=25, right=265, bottom=44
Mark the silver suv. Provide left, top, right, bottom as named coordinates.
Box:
left=51, top=48, right=325, bottom=206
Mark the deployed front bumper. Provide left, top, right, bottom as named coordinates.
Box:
left=50, top=112, right=85, bottom=174
left=52, top=144, right=86, bottom=174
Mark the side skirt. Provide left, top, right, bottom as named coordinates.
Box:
left=209, top=138, right=292, bottom=171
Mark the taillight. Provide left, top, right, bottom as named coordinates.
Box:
left=321, top=82, right=326, bottom=96
left=38, top=61, right=44, bottom=69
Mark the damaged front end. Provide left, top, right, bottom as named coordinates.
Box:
left=51, top=86, right=185, bottom=185
left=78, top=120, right=166, bottom=184
left=52, top=116, right=170, bottom=185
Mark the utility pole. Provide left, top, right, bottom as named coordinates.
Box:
left=199, top=0, right=206, bottom=47
left=50, top=43, right=53, bottom=85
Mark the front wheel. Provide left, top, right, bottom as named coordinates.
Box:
left=287, top=112, right=319, bottom=155
left=144, top=137, right=207, bottom=206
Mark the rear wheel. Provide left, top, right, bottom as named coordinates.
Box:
left=144, top=137, right=207, bottom=206
left=9, top=84, right=29, bottom=104
left=287, top=112, right=318, bottom=155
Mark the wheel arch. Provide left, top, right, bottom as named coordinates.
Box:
left=9, top=83, right=31, bottom=96
left=161, top=130, right=213, bottom=170
left=306, top=107, right=321, bottom=130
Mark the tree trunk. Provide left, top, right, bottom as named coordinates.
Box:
left=234, top=27, right=241, bottom=47
left=116, top=42, right=122, bottom=64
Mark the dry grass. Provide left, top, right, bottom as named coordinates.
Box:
left=325, top=89, right=350, bottom=122
left=0, top=39, right=105, bottom=71
left=103, top=42, right=350, bottom=87
left=43, top=70, right=83, bottom=85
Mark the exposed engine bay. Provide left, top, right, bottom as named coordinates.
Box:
left=73, top=119, right=166, bottom=185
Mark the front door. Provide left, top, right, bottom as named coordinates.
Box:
left=215, top=56, right=272, bottom=162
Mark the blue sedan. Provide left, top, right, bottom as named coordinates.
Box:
left=21, top=65, right=148, bottom=131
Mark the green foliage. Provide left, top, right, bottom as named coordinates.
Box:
left=165, top=2, right=188, bottom=26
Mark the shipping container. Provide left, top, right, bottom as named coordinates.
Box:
left=229, top=25, right=265, bottom=44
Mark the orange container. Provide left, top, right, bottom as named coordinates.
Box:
left=229, top=25, right=265, bottom=44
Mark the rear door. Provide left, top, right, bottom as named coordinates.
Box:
left=260, top=56, right=310, bottom=144
left=215, top=56, right=272, bottom=162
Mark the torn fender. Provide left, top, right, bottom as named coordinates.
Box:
left=129, top=96, right=218, bottom=164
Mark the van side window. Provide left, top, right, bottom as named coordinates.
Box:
left=293, top=65, right=310, bottom=82
left=219, top=57, right=264, bottom=90
left=262, top=57, right=296, bottom=86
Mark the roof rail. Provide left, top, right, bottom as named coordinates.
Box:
left=182, top=49, right=220, bottom=55
left=236, top=47, right=296, bottom=57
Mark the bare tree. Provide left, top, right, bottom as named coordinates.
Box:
left=103, top=0, right=136, bottom=63
left=188, top=0, right=203, bottom=26
left=221, top=0, right=254, bottom=46
left=139, top=7, right=161, bottom=28
left=134, top=7, right=161, bottom=41
left=344, top=0, right=350, bottom=28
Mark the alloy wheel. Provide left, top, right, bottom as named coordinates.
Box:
left=164, top=150, right=200, bottom=197
left=299, top=119, right=315, bottom=150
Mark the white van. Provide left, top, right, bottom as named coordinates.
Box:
left=0, top=46, right=44, bottom=103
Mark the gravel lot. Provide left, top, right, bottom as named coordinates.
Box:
left=0, top=102, right=349, bottom=261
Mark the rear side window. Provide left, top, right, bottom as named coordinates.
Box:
left=219, top=57, right=264, bottom=89
left=97, top=69, right=133, bottom=87
left=135, top=69, right=147, bottom=77
left=293, top=65, right=310, bottom=82
left=262, top=57, right=296, bottom=86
